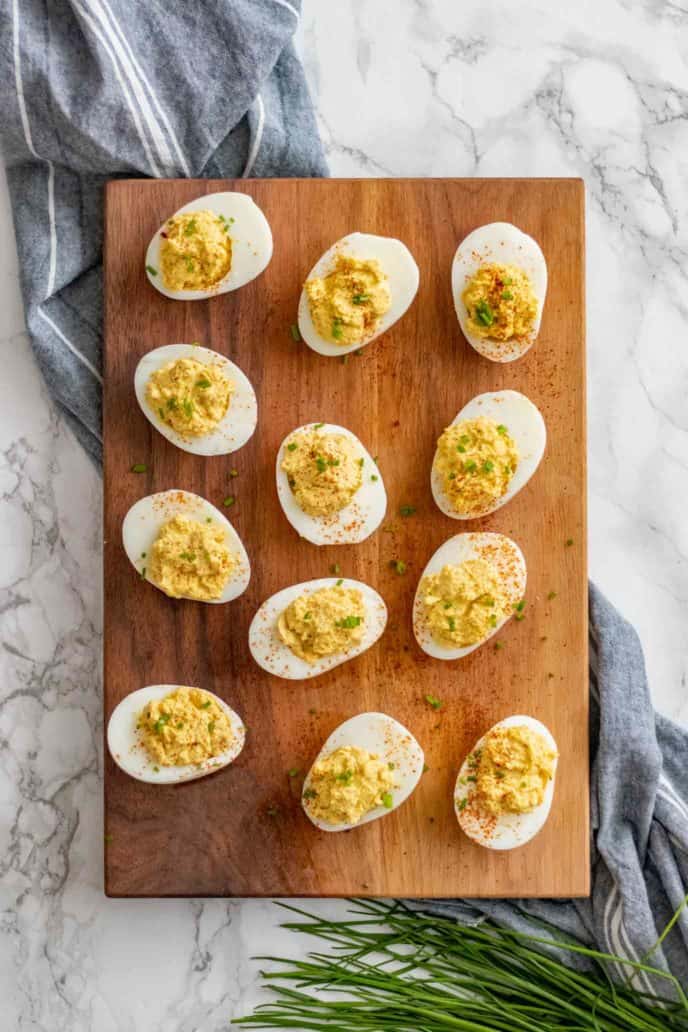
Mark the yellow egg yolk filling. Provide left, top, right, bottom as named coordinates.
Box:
left=434, top=417, right=519, bottom=516
left=281, top=429, right=363, bottom=516
left=462, top=263, right=537, bottom=342
left=304, top=745, right=395, bottom=825
left=305, top=255, right=391, bottom=346
left=148, top=514, right=237, bottom=601
left=160, top=210, right=232, bottom=291
left=146, top=357, right=234, bottom=438
left=277, top=585, right=365, bottom=663
left=421, top=559, right=508, bottom=647
left=138, top=687, right=233, bottom=767
left=473, top=725, right=558, bottom=815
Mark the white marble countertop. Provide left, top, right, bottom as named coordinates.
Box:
left=1, top=1, right=687, bottom=1028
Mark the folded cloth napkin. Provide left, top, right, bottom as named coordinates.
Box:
left=0, top=0, right=327, bottom=463
left=413, top=583, right=688, bottom=996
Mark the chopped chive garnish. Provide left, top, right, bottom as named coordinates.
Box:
left=288, top=768, right=300, bottom=778
left=146, top=265, right=157, bottom=276
left=474, top=299, right=494, bottom=326
left=131, top=463, right=147, bottom=473
left=494, top=641, right=504, bottom=651
left=371, top=474, right=378, bottom=481
left=183, top=399, right=193, bottom=418
left=223, top=496, right=235, bottom=507
left=287, top=442, right=298, bottom=451
left=565, top=538, right=574, bottom=547
left=381, top=792, right=393, bottom=809
left=501, top=290, right=514, bottom=301
left=515, top=600, right=525, bottom=612
left=315, top=456, right=327, bottom=472
left=313, top=422, right=324, bottom=429
left=497, top=424, right=508, bottom=435
left=230, top=469, right=238, bottom=478
left=336, top=578, right=343, bottom=586
left=424, top=694, right=442, bottom=710
left=547, top=590, right=557, bottom=600
left=399, top=505, right=416, bottom=517
left=290, top=323, right=301, bottom=342
left=389, top=559, right=406, bottom=575
left=464, top=460, right=477, bottom=472
left=352, top=293, right=369, bottom=304
left=331, top=319, right=343, bottom=340
left=482, top=460, right=494, bottom=473
left=330, top=563, right=341, bottom=575
left=335, top=615, right=362, bottom=629
left=196, top=377, right=212, bottom=389
left=447, top=616, right=456, bottom=631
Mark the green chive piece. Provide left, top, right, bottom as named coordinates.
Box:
left=287, top=442, right=298, bottom=451
left=381, top=792, right=393, bottom=809
left=131, top=463, right=147, bottom=473
left=290, top=323, right=301, bottom=342
left=223, top=496, right=235, bottom=507
left=335, top=615, right=362, bottom=629
left=330, top=563, right=341, bottom=575
left=474, top=299, right=494, bottom=326
left=352, top=293, right=370, bottom=304
left=547, top=590, right=557, bottom=600
left=399, top=505, right=416, bottom=517
left=145, top=265, right=157, bottom=276
left=497, top=424, right=508, bottom=435
left=565, top=537, right=574, bottom=547
left=424, top=694, right=442, bottom=710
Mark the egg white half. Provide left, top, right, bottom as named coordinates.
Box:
left=302, top=712, right=424, bottom=832
left=451, top=222, right=547, bottom=362
left=454, top=714, right=558, bottom=850
left=107, top=684, right=246, bottom=785
left=275, top=422, right=386, bottom=545
left=413, top=532, right=526, bottom=660
left=145, top=192, right=273, bottom=301
left=122, top=489, right=250, bottom=603
left=248, top=577, right=387, bottom=680
left=431, top=390, right=546, bottom=520
left=297, top=232, right=419, bottom=357
left=134, top=344, right=258, bottom=456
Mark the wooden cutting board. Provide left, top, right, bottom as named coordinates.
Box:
left=103, top=177, right=588, bottom=898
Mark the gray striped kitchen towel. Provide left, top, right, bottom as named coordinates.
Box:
left=413, top=583, right=688, bottom=996
left=0, top=0, right=327, bottom=462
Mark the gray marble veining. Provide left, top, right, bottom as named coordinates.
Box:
left=1, top=1, right=687, bottom=1027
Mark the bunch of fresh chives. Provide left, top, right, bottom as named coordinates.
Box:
left=234, top=897, right=688, bottom=1031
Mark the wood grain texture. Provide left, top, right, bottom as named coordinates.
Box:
left=103, top=178, right=588, bottom=898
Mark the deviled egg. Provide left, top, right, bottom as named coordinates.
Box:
left=249, top=577, right=387, bottom=680
left=431, top=390, right=546, bottom=519
left=122, top=489, right=250, bottom=603
left=107, top=684, right=246, bottom=784
left=452, top=222, right=547, bottom=362
left=134, top=344, right=257, bottom=456
left=455, top=715, right=558, bottom=849
left=301, top=712, right=424, bottom=832
left=145, top=191, right=272, bottom=300
left=276, top=422, right=386, bottom=545
left=413, top=532, right=526, bottom=660
left=298, top=232, right=419, bottom=357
